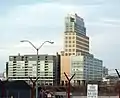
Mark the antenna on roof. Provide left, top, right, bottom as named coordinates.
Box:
left=18, top=53, right=20, bottom=56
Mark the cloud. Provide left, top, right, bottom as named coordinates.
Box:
left=100, top=18, right=120, bottom=26
left=90, top=26, right=120, bottom=69
left=51, top=0, right=104, bottom=6
left=0, top=2, right=86, bottom=49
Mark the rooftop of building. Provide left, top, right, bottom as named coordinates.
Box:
left=9, top=53, right=59, bottom=57
left=66, top=12, right=84, bottom=21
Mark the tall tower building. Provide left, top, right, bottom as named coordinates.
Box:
left=60, top=13, right=103, bottom=85
left=61, top=13, right=90, bottom=84
left=61, top=13, right=89, bottom=56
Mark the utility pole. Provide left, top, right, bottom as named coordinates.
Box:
left=115, top=69, right=120, bottom=98
left=64, top=72, right=75, bottom=98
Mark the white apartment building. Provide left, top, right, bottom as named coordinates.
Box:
left=7, top=53, right=60, bottom=85
left=70, top=54, right=103, bottom=85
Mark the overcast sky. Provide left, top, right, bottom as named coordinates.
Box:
left=0, top=0, right=120, bottom=72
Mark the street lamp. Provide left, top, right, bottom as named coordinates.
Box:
left=20, top=40, right=54, bottom=98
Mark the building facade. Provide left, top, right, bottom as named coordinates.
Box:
left=70, top=54, right=103, bottom=85
left=60, top=13, right=103, bottom=85
left=102, top=66, right=108, bottom=77
left=60, top=56, right=71, bottom=85
left=7, top=53, right=60, bottom=85
left=61, top=13, right=89, bottom=56
left=61, top=54, right=103, bottom=85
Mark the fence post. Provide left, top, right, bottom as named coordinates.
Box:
left=29, top=77, right=39, bottom=98
left=17, top=91, right=20, bottom=98
left=115, top=69, right=120, bottom=98
left=64, top=72, right=75, bottom=98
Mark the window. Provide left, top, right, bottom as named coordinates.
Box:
left=69, top=49, right=71, bottom=52
left=45, top=66, right=48, bottom=68
left=45, top=69, right=48, bottom=71
left=45, top=74, right=48, bottom=76
left=45, top=61, right=48, bottom=63
left=21, top=56, right=24, bottom=61
left=65, top=53, right=68, bottom=56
